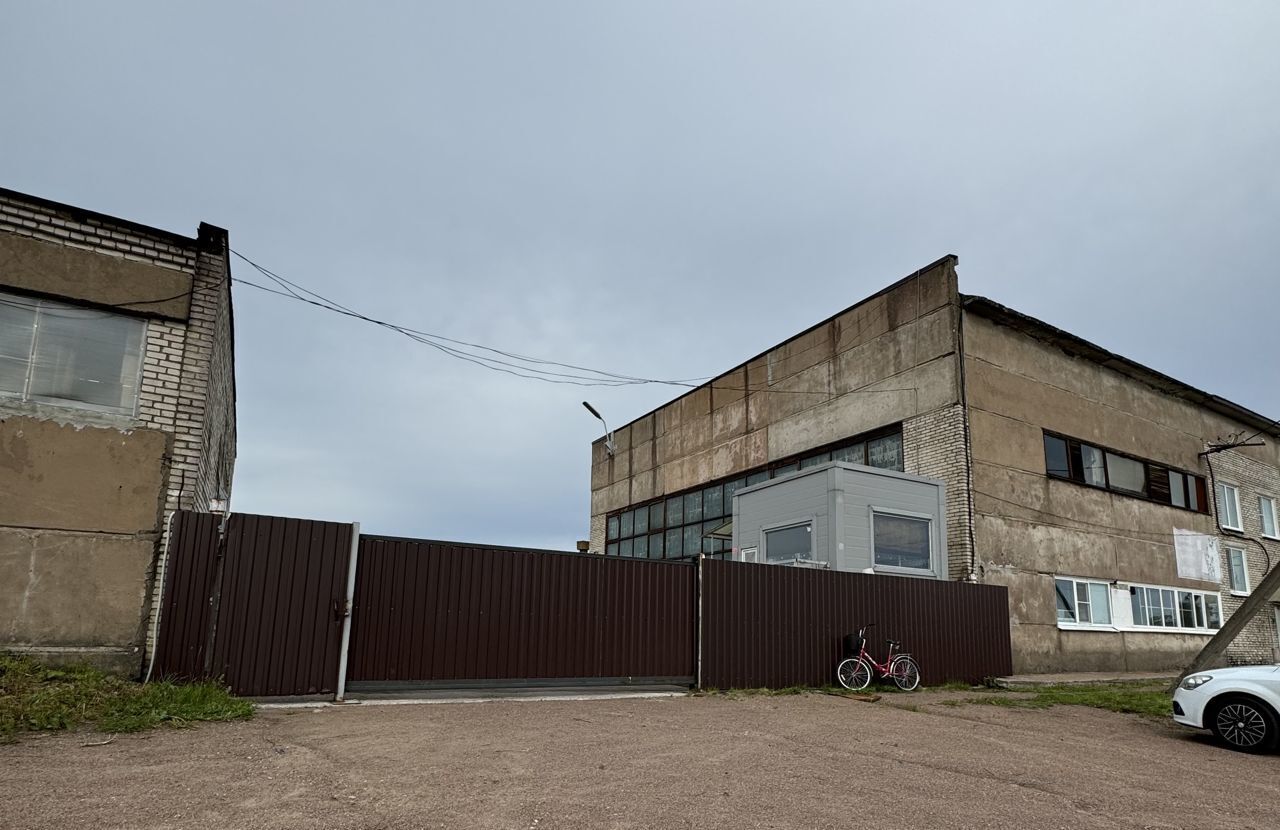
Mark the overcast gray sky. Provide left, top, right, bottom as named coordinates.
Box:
left=4, top=2, right=1277, bottom=547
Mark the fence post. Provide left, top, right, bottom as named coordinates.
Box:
left=334, top=522, right=361, bottom=702
left=696, top=554, right=704, bottom=690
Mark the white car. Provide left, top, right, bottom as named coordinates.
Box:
left=1173, top=664, right=1280, bottom=752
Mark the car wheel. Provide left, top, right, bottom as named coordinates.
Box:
left=1208, top=695, right=1278, bottom=753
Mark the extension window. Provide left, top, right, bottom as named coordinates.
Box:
left=0, top=290, right=146, bottom=416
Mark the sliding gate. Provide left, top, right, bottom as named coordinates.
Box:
left=346, top=536, right=696, bottom=688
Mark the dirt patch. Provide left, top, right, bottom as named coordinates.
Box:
left=3, top=693, right=1277, bottom=829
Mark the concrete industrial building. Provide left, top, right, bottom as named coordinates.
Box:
left=589, top=256, right=1280, bottom=673
left=0, top=187, right=236, bottom=675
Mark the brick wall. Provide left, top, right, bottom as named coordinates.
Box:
left=1208, top=449, right=1280, bottom=664
left=903, top=403, right=973, bottom=580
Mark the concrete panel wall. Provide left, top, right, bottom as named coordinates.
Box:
left=0, top=231, right=192, bottom=320
left=590, top=257, right=966, bottom=559
left=0, top=416, right=169, bottom=534
left=965, top=310, right=1280, bottom=672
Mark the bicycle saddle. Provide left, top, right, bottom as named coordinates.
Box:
left=887, top=638, right=900, bottom=647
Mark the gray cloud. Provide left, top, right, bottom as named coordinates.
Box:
left=4, top=1, right=1277, bottom=546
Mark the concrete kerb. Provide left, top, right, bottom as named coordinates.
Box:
left=256, top=690, right=689, bottom=710
left=993, top=671, right=1178, bottom=689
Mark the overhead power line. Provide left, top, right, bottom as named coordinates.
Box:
left=227, top=249, right=919, bottom=398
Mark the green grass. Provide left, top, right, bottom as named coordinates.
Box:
left=960, top=683, right=1171, bottom=718
left=0, top=652, right=253, bottom=742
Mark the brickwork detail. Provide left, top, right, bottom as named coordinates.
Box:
left=1209, top=449, right=1280, bottom=664
left=903, top=404, right=973, bottom=580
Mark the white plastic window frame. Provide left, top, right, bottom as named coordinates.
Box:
left=760, top=518, right=816, bottom=566
left=1226, top=546, right=1250, bottom=596
left=1216, top=482, right=1243, bottom=532
left=1126, top=581, right=1223, bottom=633
left=1054, top=576, right=1114, bottom=627
left=869, top=507, right=935, bottom=576
left=1259, top=495, right=1279, bottom=540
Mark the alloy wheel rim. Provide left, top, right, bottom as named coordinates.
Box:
left=1217, top=704, right=1267, bottom=747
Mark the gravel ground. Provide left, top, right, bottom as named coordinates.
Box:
left=2, top=690, right=1278, bottom=830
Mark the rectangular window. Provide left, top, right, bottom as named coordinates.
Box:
left=1168, top=470, right=1187, bottom=508
left=1056, top=577, right=1111, bottom=625
left=831, top=442, right=865, bottom=465
left=1260, top=496, right=1279, bottom=539
left=607, top=516, right=620, bottom=540
left=872, top=512, right=932, bottom=571
left=800, top=452, right=830, bottom=469
left=683, top=524, right=702, bottom=558
left=666, top=495, right=684, bottom=527
left=606, top=542, right=618, bottom=557
left=773, top=462, right=799, bottom=478
left=0, top=290, right=145, bottom=416
left=648, top=533, right=663, bottom=559
left=649, top=502, right=665, bottom=531
left=1044, top=435, right=1070, bottom=478
left=665, top=528, right=682, bottom=559
left=1041, top=431, right=1206, bottom=513
left=633, top=505, right=649, bottom=535
left=867, top=433, right=904, bottom=471
left=1080, top=444, right=1107, bottom=487
left=1128, top=583, right=1221, bottom=631
left=684, top=490, right=704, bottom=524
left=1216, top=483, right=1242, bottom=531
left=703, top=484, right=724, bottom=520
left=620, top=510, right=634, bottom=538
left=619, top=538, right=633, bottom=557
left=1105, top=452, right=1146, bottom=495
left=1227, top=547, right=1249, bottom=594
left=633, top=534, right=648, bottom=558
left=764, top=522, right=813, bottom=563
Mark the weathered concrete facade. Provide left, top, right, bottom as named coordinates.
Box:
left=588, top=256, right=973, bottom=577
left=0, top=188, right=236, bottom=675
left=588, top=255, right=1280, bottom=674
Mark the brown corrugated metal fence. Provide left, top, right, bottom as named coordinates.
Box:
left=152, top=511, right=354, bottom=696
left=700, top=560, right=1011, bottom=688
left=154, top=510, right=1010, bottom=696
left=347, top=536, right=696, bottom=685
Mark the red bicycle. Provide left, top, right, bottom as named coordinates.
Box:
left=836, top=624, right=921, bottom=691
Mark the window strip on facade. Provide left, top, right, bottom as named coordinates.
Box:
left=605, top=426, right=904, bottom=559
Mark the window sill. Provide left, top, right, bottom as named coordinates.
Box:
left=1219, top=526, right=1245, bottom=535
left=1057, top=623, right=1217, bottom=636
left=1230, top=591, right=1251, bottom=598
left=1262, top=534, right=1280, bottom=542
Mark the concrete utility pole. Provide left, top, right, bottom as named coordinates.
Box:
left=1176, top=560, right=1280, bottom=684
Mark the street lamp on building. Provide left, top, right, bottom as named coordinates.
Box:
left=582, top=401, right=616, bottom=457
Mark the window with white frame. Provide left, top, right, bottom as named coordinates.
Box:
left=871, top=511, right=932, bottom=572
left=763, top=521, right=813, bottom=564
left=0, top=290, right=146, bottom=416
left=1227, top=547, right=1250, bottom=595
left=1215, top=483, right=1242, bottom=531
left=1055, top=577, right=1112, bottom=625
left=1130, top=584, right=1221, bottom=631
left=1260, top=496, right=1279, bottom=539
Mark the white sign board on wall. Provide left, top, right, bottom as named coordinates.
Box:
left=1173, top=529, right=1222, bottom=583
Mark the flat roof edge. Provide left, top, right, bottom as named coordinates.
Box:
left=593, top=254, right=959, bottom=443
left=0, top=186, right=201, bottom=248
left=961, top=294, right=1280, bottom=440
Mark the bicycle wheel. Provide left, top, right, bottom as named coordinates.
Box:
left=837, top=657, right=873, bottom=691
left=890, top=655, right=920, bottom=691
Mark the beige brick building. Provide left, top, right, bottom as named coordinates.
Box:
left=0, top=187, right=236, bottom=675
left=588, top=256, right=1280, bottom=673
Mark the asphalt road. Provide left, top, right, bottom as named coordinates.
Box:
left=3, top=691, right=1277, bottom=829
